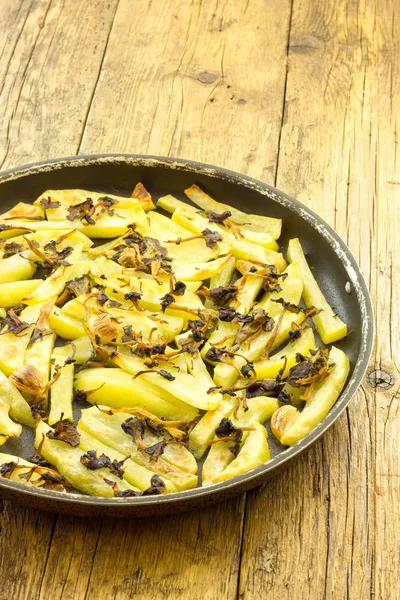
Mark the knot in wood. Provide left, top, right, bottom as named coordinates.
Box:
left=196, top=71, right=218, bottom=84
left=367, top=369, right=394, bottom=389
left=192, top=66, right=218, bottom=84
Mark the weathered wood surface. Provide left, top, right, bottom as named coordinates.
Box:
left=0, top=0, right=398, bottom=598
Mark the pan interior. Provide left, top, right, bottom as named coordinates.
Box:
left=0, top=156, right=372, bottom=512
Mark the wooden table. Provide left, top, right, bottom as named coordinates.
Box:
left=0, top=1, right=398, bottom=598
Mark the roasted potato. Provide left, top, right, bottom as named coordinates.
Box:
left=0, top=184, right=350, bottom=497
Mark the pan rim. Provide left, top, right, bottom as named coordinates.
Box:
left=0, top=153, right=374, bottom=510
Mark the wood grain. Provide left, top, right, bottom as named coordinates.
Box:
left=79, top=0, right=293, bottom=183
left=239, top=1, right=400, bottom=598
left=0, top=0, right=120, bottom=168
left=0, top=0, right=398, bottom=599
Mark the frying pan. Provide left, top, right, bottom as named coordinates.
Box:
left=0, top=155, right=374, bottom=517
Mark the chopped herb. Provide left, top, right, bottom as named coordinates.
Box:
left=115, top=489, right=139, bottom=497
left=0, top=461, right=18, bottom=478
left=47, top=417, right=80, bottom=447
left=0, top=309, right=30, bottom=335
left=144, top=440, right=167, bottom=460
left=40, top=196, right=61, bottom=209
left=67, top=198, right=96, bottom=223
left=272, top=298, right=303, bottom=313
left=260, top=266, right=288, bottom=293
left=203, top=210, right=232, bottom=224
left=286, top=348, right=331, bottom=387
left=245, top=379, right=284, bottom=398
left=201, top=228, right=223, bottom=248
left=205, top=346, right=226, bottom=362
left=38, top=471, right=66, bottom=489
left=108, top=299, right=122, bottom=308
left=214, top=418, right=243, bottom=456
left=141, top=474, right=166, bottom=495
left=289, top=327, right=302, bottom=341
left=124, top=291, right=142, bottom=302
left=158, top=369, right=175, bottom=381
left=80, top=450, right=112, bottom=470
left=160, top=293, right=174, bottom=312
left=109, top=456, right=130, bottom=479
left=200, top=284, right=238, bottom=307
left=241, top=361, right=255, bottom=378
left=121, top=324, right=135, bottom=343
left=218, top=307, right=237, bottom=322
left=215, top=418, right=237, bottom=437
left=172, top=281, right=186, bottom=296
left=65, top=274, right=92, bottom=298
left=4, top=241, right=23, bottom=257
left=121, top=417, right=145, bottom=449
left=277, top=390, right=292, bottom=404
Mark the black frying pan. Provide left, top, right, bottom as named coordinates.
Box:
left=0, top=155, right=374, bottom=517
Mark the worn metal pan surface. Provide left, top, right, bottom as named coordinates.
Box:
left=0, top=155, right=374, bottom=517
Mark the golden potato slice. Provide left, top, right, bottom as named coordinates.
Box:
left=287, top=238, right=347, bottom=343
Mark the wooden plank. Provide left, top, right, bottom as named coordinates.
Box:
left=84, top=501, right=245, bottom=600
left=0, top=0, right=120, bottom=169
left=80, top=0, right=293, bottom=183
left=0, top=1, right=293, bottom=599
left=44, top=2, right=292, bottom=599
left=0, top=1, right=118, bottom=599
left=238, top=0, right=399, bottom=598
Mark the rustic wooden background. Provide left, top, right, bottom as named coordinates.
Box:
left=0, top=0, right=398, bottom=598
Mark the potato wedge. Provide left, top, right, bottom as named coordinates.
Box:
left=22, top=244, right=85, bottom=305
left=171, top=254, right=234, bottom=282
left=137, top=211, right=231, bottom=260
left=0, top=253, right=37, bottom=283
left=0, top=400, right=22, bottom=439
left=213, top=310, right=306, bottom=388
left=34, top=189, right=144, bottom=219
left=0, top=452, right=67, bottom=490
left=287, top=238, right=347, bottom=343
left=5, top=229, right=93, bottom=254
left=272, top=346, right=350, bottom=445
left=74, top=368, right=199, bottom=420
left=0, top=202, right=44, bottom=222
left=212, top=423, right=270, bottom=483
left=184, top=353, right=215, bottom=388
left=0, top=304, right=42, bottom=376
left=79, top=409, right=198, bottom=491
left=0, top=279, right=43, bottom=308
left=55, top=336, right=93, bottom=364
left=252, top=327, right=316, bottom=379
left=199, top=393, right=278, bottom=482
left=77, top=425, right=176, bottom=492
left=48, top=352, right=74, bottom=425
left=202, top=443, right=234, bottom=486
left=95, top=410, right=197, bottom=475
left=24, top=332, right=56, bottom=406
left=35, top=420, right=140, bottom=497
left=49, top=308, right=86, bottom=340
left=0, top=369, right=34, bottom=426
left=255, top=262, right=303, bottom=314
left=184, top=184, right=282, bottom=239
left=205, top=255, right=236, bottom=306
left=189, top=397, right=235, bottom=459
left=112, top=352, right=222, bottom=411
left=172, top=206, right=286, bottom=269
